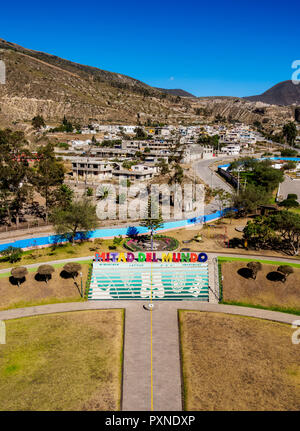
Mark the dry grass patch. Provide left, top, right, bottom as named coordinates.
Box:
left=0, top=310, right=124, bottom=410
left=0, top=263, right=90, bottom=310
left=179, top=311, right=300, bottom=411
left=222, top=261, right=300, bottom=312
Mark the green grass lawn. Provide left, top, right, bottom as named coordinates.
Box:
left=0, top=310, right=124, bottom=410
left=289, top=207, right=300, bottom=214
left=0, top=238, right=124, bottom=270
left=218, top=256, right=300, bottom=268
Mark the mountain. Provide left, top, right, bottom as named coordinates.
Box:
left=0, top=38, right=198, bottom=125
left=155, top=88, right=196, bottom=98
left=245, top=80, right=300, bottom=106
left=0, top=39, right=295, bottom=128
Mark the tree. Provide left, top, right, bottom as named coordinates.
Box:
left=0, top=129, right=33, bottom=225
left=253, top=120, right=262, bottom=129
left=277, top=265, right=294, bottom=283
left=282, top=161, right=297, bottom=171
left=281, top=148, right=298, bottom=157
left=37, top=264, right=55, bottom=283
left=63, top=262, right=82, bottom=279
left=252, top=160, right=284, bottom=192
left=212, top=188, right=232, bottom=213
left=233, top=184, right=270, bottom=216
left=50, top=198, right=98, bottom=244
left=140, top=197, right=164, bottom=251
left=283, top=122, right=297, bottom=147
left=268, top=211, right=300, bottom=255
left=134, top=127, right=148, bottom=140
left=243, top=217, right=275, bottom=250
left=31, top=144, right=65, bottom=221
left=1, top=246, right=22, bottom=263
left=31, top=115, right=45, bottom=130
left=62, top=116, right=73, bottom=132
left=168, top=164, right=184, bottom=185
left=228, top=157, right=258, bottom=172
left=156, top=159, right=169, bottom=175
left=53, top=184, right=74, bottom=209
left=247, top=261, right=262, bottom=280
left=11, top=266, right=28, bottom=287
left=197, top=134, right=220, bottom=151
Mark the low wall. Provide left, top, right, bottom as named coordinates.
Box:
left=217, top=167, right=238, bottom=188
left=0, top=209, right=229, bottom=253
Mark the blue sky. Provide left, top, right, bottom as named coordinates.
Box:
left=1, top=0, right=299, bottom=96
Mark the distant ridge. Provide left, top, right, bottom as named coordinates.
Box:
left=155, top=88, right=196, bottom=98
left=0, top=38, right=294, bottom=127
left=244, top=80, right=300, bottom=106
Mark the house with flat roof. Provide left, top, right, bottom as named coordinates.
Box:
left=70, top=158, right=113, bottom=181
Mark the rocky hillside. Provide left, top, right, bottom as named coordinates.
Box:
left=155, top=88, right=196, bottom=98
left=0, top=39, right=295, bottom=128
left=245, top=80, right=300, bottom=106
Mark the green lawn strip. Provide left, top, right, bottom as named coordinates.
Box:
left=218, top=256, right=300, bottom=268
left=0, top=310, right=124, bottom=410
left=0, top=239, right=115, bottom=270
left=1, top=296, right=86, bottom=311
left=220, top=300, right=300, bottom=316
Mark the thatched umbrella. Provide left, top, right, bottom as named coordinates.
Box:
left=247, top=261, right=262, bottom=280
left=37, top=264, right=55, bottom=283
left=11, top=266, right=28, bottom=287
left=63, top=262, right=82, bottom=279
left=277, top=265, right=294, bottom=283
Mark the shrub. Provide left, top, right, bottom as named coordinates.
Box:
left=113, top=235, right=123, bottom=245
left=1, top=246, right=23, bottom=263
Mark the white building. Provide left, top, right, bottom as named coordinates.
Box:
left=221, top=144, right=240, bottom=155
left=71, top=158, right=113, bottom=181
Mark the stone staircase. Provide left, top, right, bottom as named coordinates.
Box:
left=88, top=261, right=210, bottom=300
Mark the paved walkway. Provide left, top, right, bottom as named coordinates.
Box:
left=0, top=301, right=298, bottom=411
left=1, top=250, right=299, bottom=275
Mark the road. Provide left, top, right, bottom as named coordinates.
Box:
left=193, top=156, right=234, bottom=214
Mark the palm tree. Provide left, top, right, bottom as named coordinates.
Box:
left=277, top=265, right=294, bottom=283
left=140, top=197, right=163, bottom=251
left=63, top=262, right=82, bottom=279
left=37, top=264, right=55, bottom=283
left=11, top=266, right=28, bottom=287
left=247, top=261, right=262, bottom=280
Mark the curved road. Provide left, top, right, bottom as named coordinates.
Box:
left=193, top=156, right=234, bottom=214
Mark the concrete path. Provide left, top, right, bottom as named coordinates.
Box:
left=1, top=250, right=299, bottom=275
left=0, top=301, right=298, bottom=411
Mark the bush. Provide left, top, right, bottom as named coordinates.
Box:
left=279, top=199, right=299, bottom=208
left=108, top=245, right=117, bottom=250
left=1, top=246, right=23, bottom=263
left=287, top=194, right=298, bottom=201
left=113, top=235, right=123, bottom=245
